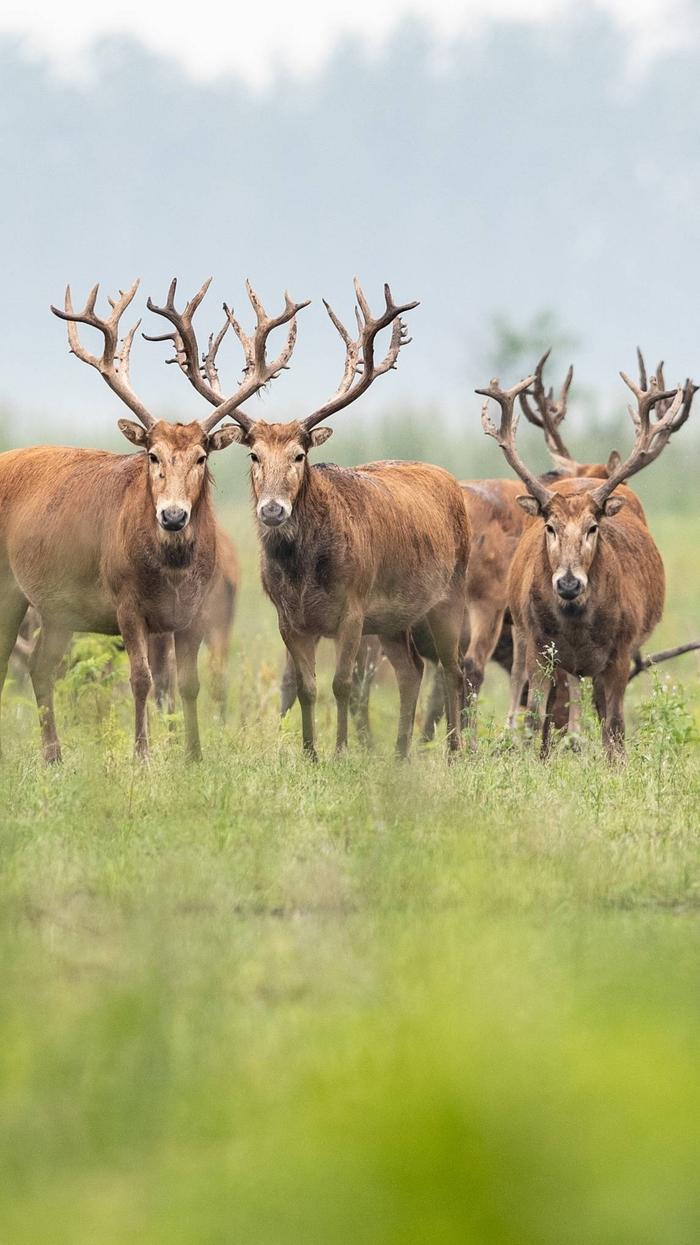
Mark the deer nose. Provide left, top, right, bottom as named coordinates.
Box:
left=160, top=506, right=189, bottom=531
left=556, top=572, right=583, bottom=600
left=258, top=500, right=288, bottom=527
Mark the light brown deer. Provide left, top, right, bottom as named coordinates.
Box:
left=151, top=278, right=471, bottom=758
left=0, top=277, right=305, bottom=761
left=478, top=365, right=696, bottom=758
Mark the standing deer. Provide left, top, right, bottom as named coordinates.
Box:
left=478, top=364, right=696, bottom=758
left=149, top=278, right=471, bottom=758
left=0, top=277, right=305, bottom=761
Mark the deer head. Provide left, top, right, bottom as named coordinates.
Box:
left=156, top=278, right=418, bottom=529
left=477, top=361, right=695, bottom=611
left=52, top=278, right=304, bottom=538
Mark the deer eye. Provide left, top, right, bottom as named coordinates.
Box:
left=196, top=454, right=207, bottom=466
left=545, top=523, right=556, bottom=537
left=249, top=452, right=259, bottom=464
left=294, top=452, right=306, bottom=463
left=588, top=524, right=598, bottom=536
left=148, top=452, right=159, bottom=465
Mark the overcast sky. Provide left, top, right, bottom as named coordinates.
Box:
left=1, top=0, right=696, bottom=84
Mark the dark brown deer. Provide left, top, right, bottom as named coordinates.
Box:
left=151, top=277, right=471, bottom=758
left=149, top=527, right=239, bottom=720
left=478, top=365, right=695, bottom=758
left=0, top=277, right=305, bottom=761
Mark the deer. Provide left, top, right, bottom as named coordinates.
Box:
left=148, top=277, right=471, bottom=758
left=149, top=527, right=239, bottom=720
left=0, top=277, right=305, bottom=762
left=477, top=363, right=696, bottom=759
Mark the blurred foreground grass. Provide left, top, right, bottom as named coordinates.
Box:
left=0, top=500, right=698, bottom=1243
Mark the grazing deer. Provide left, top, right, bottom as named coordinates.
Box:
left=478, top=364, right=696, bottom=758
left=149, top=528, right=239, bottom=720
left=151, top=278, right=471, bottom=758
left=0, top=277, right=304, bottom=761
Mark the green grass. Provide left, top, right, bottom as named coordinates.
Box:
left=0, top=501, right=699, bottom=1244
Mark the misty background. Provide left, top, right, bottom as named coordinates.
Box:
left=0, top=7, right=698, bottom=507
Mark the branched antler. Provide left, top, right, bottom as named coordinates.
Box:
left=51, top=279, right=155, bottom=429
left=519, top=348, right=574, bottom=463
left=476, top=374, right=555, bottom=507
left=637, top=347, right=698, bottom=441
left=302, top=279, right=418, bottom=431
left=591, top=363, right=696, bottom=506
left=145, top=278, right=310, bottom=433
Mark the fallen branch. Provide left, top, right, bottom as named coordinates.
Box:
left=628, top=641, right=700, bottom=681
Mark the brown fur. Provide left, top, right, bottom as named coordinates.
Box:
left=241, top=419, right=471, bottom=758
left=508, top=478, right=664, bottom=758
left=0, top=420, right=226, bottom=761
left=149, top=529, right=239, bottom=720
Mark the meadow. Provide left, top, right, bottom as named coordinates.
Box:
left=0, top=421, right=699, bottom=1243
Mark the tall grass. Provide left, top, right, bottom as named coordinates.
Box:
left=0, top=487, right=698, bottom=1242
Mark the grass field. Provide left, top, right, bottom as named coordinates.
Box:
left=1, top=497, right=699, bottom=1244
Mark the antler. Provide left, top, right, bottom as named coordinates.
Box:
left=590, top=363, right=696, bottom=506
left=302, top=279, right=419, bottom=431
left=145, top=278, right=310, bottom=434
left=519, top=348, right=574, bottom=463
left=637, top=348, right=697, bottom=440
left=477, top=375, right=555, bottom=508
left=51, top=280, right=155, bottom=429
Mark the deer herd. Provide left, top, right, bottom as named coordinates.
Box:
left=0, top=275, right=696, bottom=766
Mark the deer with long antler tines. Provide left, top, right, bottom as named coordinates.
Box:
left=0, top=276, right=303, bottom=762
left=153, top=277, right=471, bottom=758
left=477, top=361, right=696, bottom=759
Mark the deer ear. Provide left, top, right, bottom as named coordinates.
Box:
left=516, top=495, right=542, bottom=517
left=602, top=495, right=626, bottom=517
left=607, top=449, right=621, bottom=474
left=118, top=419, right=148, bottom=447
left=310, top=427, right=333, bottom=447
left=208, top=424, right=246, bottom=451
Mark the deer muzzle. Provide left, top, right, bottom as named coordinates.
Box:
left=257, top=497, right=292, bottom=528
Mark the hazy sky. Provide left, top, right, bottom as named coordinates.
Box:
left=1, top=0, right=696, bottom=84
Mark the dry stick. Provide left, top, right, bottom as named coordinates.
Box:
left=628, top=641, right=700, bottom=681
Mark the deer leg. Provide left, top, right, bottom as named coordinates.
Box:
left=350, top=635, right=379, bottom=748
left=0, top=583, right=29, bottom=758
left=118, top=609, right=153, bottom=760
left=506, top=625, right=528, bottom=730
left=149, top=633, right=176, bottom=717
left=29, top=619, right=72, bottom=763
left=280, top=648, right=298, bottom=716
left=592, top=678, right=607, bottom=725
left=420, top=661, right=445, bottom=743
left=526, top=651, right=554, bottom=757
left=598, top=656, right=629, bottom=762
left=282, top=630, right=319, bottom=759
left=174, top=627, right=204, bottom=762
left=566, top=674, right=582, bottom=744
left=461, top=602, right=505, bottom=743
left=333, top=612, right=364, bottom=754
left=381, top=632, right=424, bottom=759
left=426, top=601, right=464, bottom=755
